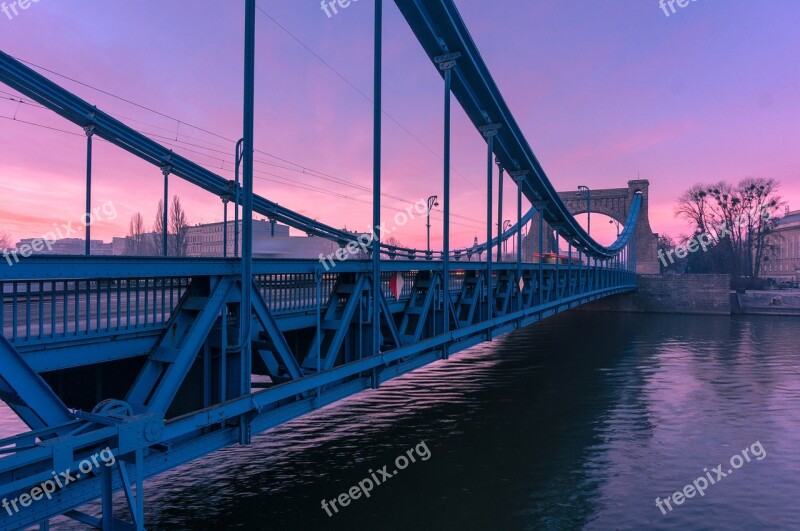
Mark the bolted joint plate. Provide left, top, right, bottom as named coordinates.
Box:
left=117, top=413, right=165, bottom=453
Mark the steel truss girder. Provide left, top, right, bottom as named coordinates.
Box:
left=302, top=274, right=368, bottom=371
left=494, top=270, right=516, bottom=316
left=126, top=276, right=235, bottom=414
left=454, top=270, right=484, bottom=328
left=519, top=270, right=539, bottom=308
left=398, top=271, right=440, bottom=344
left=302, top=273, right=400, bottom=372
left=0, top=267, right=635, bottom=530
left=0, top=335, right=72, bottom=430
left=377, top=288, right=402, bottom=351
left=60, top=449, right=145, bottom=531
left=250, top=281, right=304, bottom=382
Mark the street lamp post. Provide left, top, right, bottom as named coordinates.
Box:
left=578, top=185, right=591, bottom=236
left=502, top=219, right=511, bottom=255
left=609, top=219, right=620, bottom=237
left=426, top=194, right=439, bottom=256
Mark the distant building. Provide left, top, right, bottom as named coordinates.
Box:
left=14, top=237, right=113, bottom=256
left=7, top=220, right=359, bottom=262
left=762, top=209, right=800, bottom=283
left=185, top=219, right=340, bottom=259
left=254, top=236, right=340, bottom=260
left=112, top=237, right=130, bottom=256
left=186, top=219, right=288, bottom=257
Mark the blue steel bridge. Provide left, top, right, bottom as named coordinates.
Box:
left=0, top=1, right=648, bottom=529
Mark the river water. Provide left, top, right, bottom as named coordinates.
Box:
left=2, top=312, right=799, bottom=530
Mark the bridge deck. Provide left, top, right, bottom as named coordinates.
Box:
left=0, top=0, right=643, bottom=528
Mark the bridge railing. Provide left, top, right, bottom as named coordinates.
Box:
left=1, top=277, right=190, bottom=345
left=1, top=256, right=635, bottom=346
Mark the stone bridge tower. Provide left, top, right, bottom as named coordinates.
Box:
left=523, top=179, right=659, bottom=274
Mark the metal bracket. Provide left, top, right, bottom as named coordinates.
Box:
left=84, top=124, right=95, bottom=137
left=509, top=169, right=530, bottom=183
left=479, top=123, right=502, bottom=138
left=434, top=51, right=461, bottom=70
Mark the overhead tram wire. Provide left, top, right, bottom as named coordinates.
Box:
left=0, top=114, right=84, bottom=137
left=9, top=56, right=482, bottom=227
left=0, top=110, right=483, bottom=231
left=1, top=89, right=485, bottom=230
left=1, top=95, right=484, bottom=233
left=3, top=56, right=524, bottom=255
left=254, top=3, right=479, bottom=189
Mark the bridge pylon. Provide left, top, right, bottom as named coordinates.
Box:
left=524, top=179, right=659, bottom=274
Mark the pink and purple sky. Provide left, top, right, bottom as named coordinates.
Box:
left=1, top=0, right=798, bottom=250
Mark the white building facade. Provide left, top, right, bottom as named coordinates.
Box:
left=763, top=209, right=800, bottom=283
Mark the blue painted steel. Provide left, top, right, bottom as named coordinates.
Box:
left=250, top=282, right=304, bottom=381
left=372, top=0, right=383, bottom=359
left=0, top=1, right=647, bottom=527
left=497, top=162, right=504, bottom=262
left=126, top=276, right=234, bottom=414
left=484, top=129, right=495, bottom=324
left=0, top=262, right=635, bottom=529
left=235, top=138, right=243, bottom=258
left=84, top=127, right=93, bottom=256
left=393, top=0, right=634, bottom=258
left=240, top=0, right=256, bottom=446
left=442, top=59, right=453, bottom=339
left=162, top=168, right=169, bottom=257
left=0, top=335, right=72, bottom=429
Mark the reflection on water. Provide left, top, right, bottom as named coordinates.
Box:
left=2, top=312, right=799, bottom=530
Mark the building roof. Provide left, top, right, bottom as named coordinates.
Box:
left=776, top=210, right=800, bottom=228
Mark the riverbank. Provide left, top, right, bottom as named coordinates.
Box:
left=732, top=289, right=800, bottom=316
left=582, top=274, right=800, bottom=316
left=581, top=274, right=731, bottom=315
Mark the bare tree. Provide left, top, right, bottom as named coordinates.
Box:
left=675, top=183, right=713, bottom=236
left=675, top=177, right=783, bottom=278
left=0, top=231, right=11, bottom=250
left=738, top=177, right=782, bottom=277
left=381, top=236, right=404, bottom=259
left=152, top=199, right=165, bottom=255
left=657, top=234, right=683, bottom=273
left=705, top=181, right=744, bottom=276
left=384, top=236, right=404, bottom=248
left=170, top=195, right=189, bottom=257
left=126, top=212, right=148, bottom=256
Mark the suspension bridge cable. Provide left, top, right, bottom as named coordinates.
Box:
left=10, top=55, right=481, bottom=224
left=0, top=112, right=483, bottom=231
